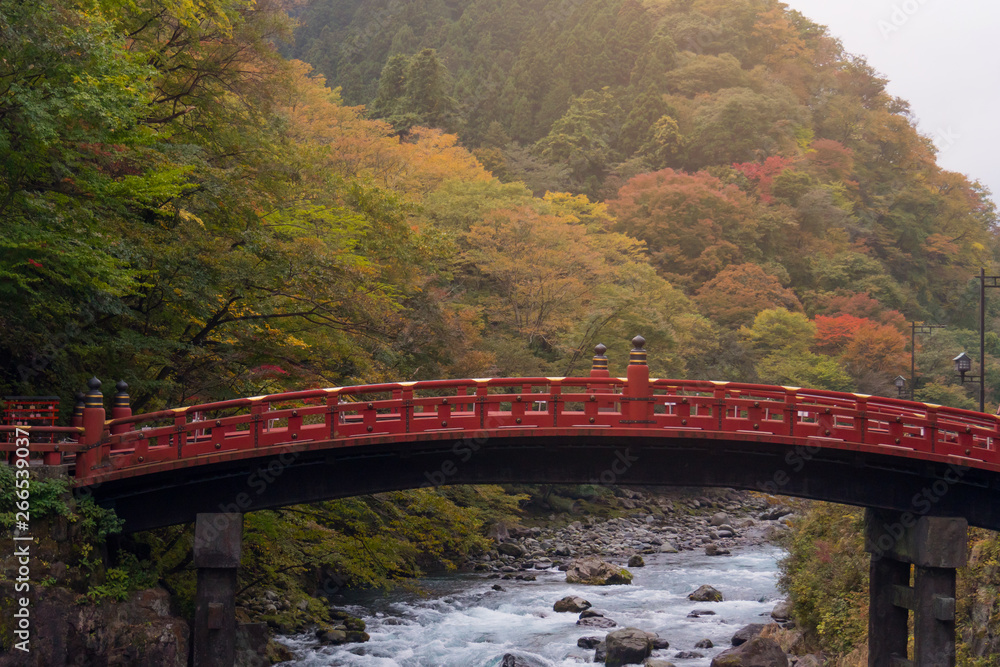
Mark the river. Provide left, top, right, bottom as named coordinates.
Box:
left=277, top=543, right=785, bottom=666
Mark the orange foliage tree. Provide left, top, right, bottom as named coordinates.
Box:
left=608, top=168, right=760, bottom=290
left=694, top=263, right=802, bottom=328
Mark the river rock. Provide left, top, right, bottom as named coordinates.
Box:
left=553, top=596, right=591, bottom=613
left=710, top=512, right=729, bottom=526
left=579, top=609, right=604, bottom=618
left=500, top=653, right=547, bottom=667
left=577, top=616, right=617, bottom=628
left=565, top=557, right=633, bottom=585
left=793, top=655, right=824, bottom=667
left=659, top=542, right=679, bottom=553
left=577, top=636, right=603, bottom=649
left=705, top=544, right=730, bottom=556
left=759, top=507, right=793, bottom=521
left=644, top=661, right=676, bottom=667
left=731, top=624, right=766, bottom=646
left=695, top=639, right=714, bottom=648
left=604, top=627, right=653, bottom=667
left=316, top=628, right=347, bottom=645
left=688, top=609, right=716, bottom=618
left=770, top=600, right=792, bottom=621
left=710, top=637, right=788, bottom=666
left=675, top=652, right=704, bottom=659
left=498, top=542, right=525, bottom=557
left=688, top=585, right=723, bottom=602
left=628, top=554, right=646, bottom=567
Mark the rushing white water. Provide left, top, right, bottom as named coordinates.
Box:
left=278, top=544, right=785, bottom=666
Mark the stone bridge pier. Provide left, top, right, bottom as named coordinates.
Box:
left=866, top=509, right=968, bottom=667
left=192, top=513, right=243, bottom=667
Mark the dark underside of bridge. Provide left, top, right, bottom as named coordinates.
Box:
left=88, top=435, right=1000, bottom=533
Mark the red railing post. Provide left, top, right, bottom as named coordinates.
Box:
left=110, top=380, right=131, bottom=449
left=325, top=390, right=340, bottom=439
left=250, top=400, right=266, bottom=448
left=713, top=384, right=728, bottom=430
left=75, top=378, right=105, bottom=478
left=589, top=343, right=610, bottom=385
left=854, top=395, right=868, bottom=443
left=784, top=388, right=799, bottom=437
left=924, top=404, right=939, bottom=453
left=625, top=336, right=651, bottom=425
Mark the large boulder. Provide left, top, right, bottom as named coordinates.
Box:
left=710, top=637, right=788, bottom=667
left=565, top=557, right=633, bottom=585
left=497, top=542, right=525, bottom=557
left=688, top=585, right=723, bottom=602
left=553, top=596, right=592, bottom=613
left=605, top=627, right=653, bottom=667
left=731, top=624, right=766, bottom=646
left=710, top=512, right=729, bottom=526
left=770, top=600, right=792, bottom=621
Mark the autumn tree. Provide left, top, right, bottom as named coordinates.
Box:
left=609, top=168, right=761, bottom=290
left=694, top=264, right=802, bottom=328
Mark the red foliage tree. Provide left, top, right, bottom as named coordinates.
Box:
left=732, top=155, right=794, bottom=203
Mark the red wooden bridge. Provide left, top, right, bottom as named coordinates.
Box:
left=4, top=337, right=992, bottom=666
left=5, top=338, right=1000, bottom=532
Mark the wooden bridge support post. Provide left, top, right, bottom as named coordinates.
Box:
left=193, top=513, right=243, bottom=667
left=865, top=509, right=967, bottom=667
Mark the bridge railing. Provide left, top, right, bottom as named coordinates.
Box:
left=26, top=339, right=1000, bottom=483
left=58, top=375, right=1000, bottom=484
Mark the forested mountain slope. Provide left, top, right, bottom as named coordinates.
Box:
left=293, top=0, right=999, bottom=401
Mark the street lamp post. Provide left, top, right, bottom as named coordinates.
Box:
left=955, top=269, right=1000, bottom=413
left=893, top=375, right=908, bottom=400
left=954, top=352, right=981, bottom=410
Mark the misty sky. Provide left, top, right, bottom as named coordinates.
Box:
left=782, top=0, right=1000, bottom=202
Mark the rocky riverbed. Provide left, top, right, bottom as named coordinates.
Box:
left=466, top=488, right=794, bottom=577
left=278, top=489, right=820, bottom=666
